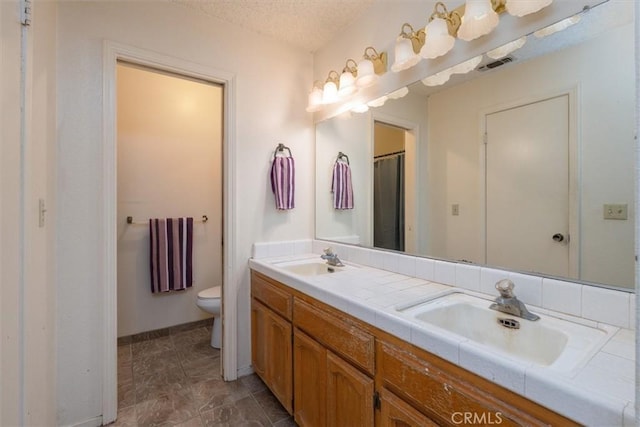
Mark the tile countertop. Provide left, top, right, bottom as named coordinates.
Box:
left=249, top=254, right=636, bottom=427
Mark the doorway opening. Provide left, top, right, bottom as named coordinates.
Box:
left=115, top=61, right=224, bottom=413
left=373, top=121, right=417, bottom=252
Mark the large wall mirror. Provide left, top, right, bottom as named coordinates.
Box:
left=315, top=0, right=635, bottom=290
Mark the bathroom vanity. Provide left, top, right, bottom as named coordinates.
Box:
left=250, top=264, right=591, bottom=426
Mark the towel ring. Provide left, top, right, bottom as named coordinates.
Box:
left=274, top=143, right=293, bottom=158
left=336, top=151, right=350, bottom=165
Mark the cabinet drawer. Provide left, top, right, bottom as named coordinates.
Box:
left=293, top=298, right=374, bottom=375
left=377, top=341, right=572, bottom=427
left=251, top=271, right=292, bottom=321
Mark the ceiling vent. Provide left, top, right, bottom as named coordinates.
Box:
left=478, top=56, right=515, bottom=72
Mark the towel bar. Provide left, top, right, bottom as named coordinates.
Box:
left=273, top=143, right=293, bottom=158
left=126, top=215, right=208, bottom=225
left=336, top=151, right=350, bottom=164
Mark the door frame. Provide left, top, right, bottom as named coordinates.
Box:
left=479, top=87, right=580, bottom=279
left=102, top=41, right=237, bottom=423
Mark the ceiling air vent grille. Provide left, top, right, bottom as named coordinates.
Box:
left=478, top=56, right=515, bottom=72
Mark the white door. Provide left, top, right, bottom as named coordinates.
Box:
left=485, top=95, right=570, bottom=277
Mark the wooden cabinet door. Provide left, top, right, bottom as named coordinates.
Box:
left=326, top=351, right=374, bottom=427
left=294, top=328, right=326, bottom=427
left=379, top=388, right=438, bottom=427
left=250, top=298, right=267, bottom=379
left=251, top=298, right=292, bottom=414
left=266, top=305, right=293, bottom=413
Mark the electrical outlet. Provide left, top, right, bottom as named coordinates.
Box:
left=452, top=204, right=459, bottom=216
left=603, top=204, right=627, bottom=220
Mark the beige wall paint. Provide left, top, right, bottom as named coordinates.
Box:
left=116, top=63, right=222, bottom=337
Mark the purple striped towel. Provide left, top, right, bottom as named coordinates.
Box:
left=149, top=217, right=193, bottom=293
left=270, top=156, right=295, bottom=210
left=331, top=160, right=354, bottom=209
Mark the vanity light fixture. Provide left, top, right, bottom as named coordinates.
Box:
left=457, top=0, right=500, bottom=41
left=321, top=71, right=340, bottom=105
left=305, top=80, right=324, bottom=112
left=355, top=46, right=388, bottom=88
left=338, top=59, right=358, bottom=97
left=533, top=14, right=581, bottom=38
left=505, top=0, right=552, bottom=17
left=391, top=23, right=425, bottom=72
left=486, top=36, right=526, bottom=59
left=420, top=2, right=460, bottom=59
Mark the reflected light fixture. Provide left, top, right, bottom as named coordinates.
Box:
left=338, top=59, right=359, bottom=97
left=350, top=103, right=370, bottom=113
left=450, top=54, right=483, bottom=74
left=422, top=70, right=452, bottom=87
left=305, top=80, right=323, bottom=112
left=486, top=36, right=526, bottom=59
left=367, top=96, right=388, bottom=108
left=388, top=86, right=409, bottom=99
left=391, top=23, right=425, bottom=72
left=420, top=2, right=460, bottom=59
left=505, top=0, right=552, bottom=17
left=457, top=0, right=500, bottom=41
left=321, top=70, right=340, bottom=105
left=356, top=46, right=388, bottom=88
left=534, top=14, right=581, bottom=38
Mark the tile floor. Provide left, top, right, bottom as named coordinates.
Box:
left=113, top=323, right=295, bottom=426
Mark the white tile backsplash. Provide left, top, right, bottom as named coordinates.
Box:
left=252, top=240, right=635, bottom=333
left=455, top=263, right=481, bottom=292
left=415, top=257, right=435, bottom=281
left=508, top=272, right=543, bottom=307
left=434, top=260, right=456, bottom=285
left=542, top=278, right=582, bottom=316
left=582, top=286, right=631, bottom=328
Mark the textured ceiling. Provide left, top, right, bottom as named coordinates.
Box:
left=171, top=0, right=374, bottom=52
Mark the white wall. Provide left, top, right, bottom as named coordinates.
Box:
left=427, top=14, right=635, bottom=288
left=56, top=2, right=313, bottom=425
left=1, top=0, right=57, bottom=425
left=116, top=64, right=222, bottom=337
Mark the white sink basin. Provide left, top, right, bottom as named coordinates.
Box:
left=398, top=292, right=614, bottom=371
left=276, top=259, right=345, bottom=276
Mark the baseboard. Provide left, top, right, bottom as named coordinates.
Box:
left=65, top=415, right=102, bottom=427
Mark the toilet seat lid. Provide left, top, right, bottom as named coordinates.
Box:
left=198, top=286, right=221, bottom=299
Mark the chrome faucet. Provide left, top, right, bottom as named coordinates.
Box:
left=321, top=248, right=344, bottom=267
left=489, top=279, right=540, bottom=321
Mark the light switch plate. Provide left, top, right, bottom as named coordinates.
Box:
left=452, top=204, right=459, bottom=216
left=603, top=204, right=627, bottom=220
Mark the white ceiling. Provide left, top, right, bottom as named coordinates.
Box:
left=171, top=0, right=374, bottom=52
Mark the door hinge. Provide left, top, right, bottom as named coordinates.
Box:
left=373, top=391, right=381, bottom=410
left=483, top=132, right=488, bottom=145
left=21, top=0, right=32, bottom=26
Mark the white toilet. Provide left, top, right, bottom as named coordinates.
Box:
left=196, top=286, right=222, bottom=349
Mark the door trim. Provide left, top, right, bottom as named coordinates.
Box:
left=479, top=87, right=579, bottom=279
left=102, top=41, right=237, bottom=424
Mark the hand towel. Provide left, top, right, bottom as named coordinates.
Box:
left=270, top=156, right=295, bottom=210
left=149, top=217, right=193, bottom=293
left=331, top=160, right=354, bottom=209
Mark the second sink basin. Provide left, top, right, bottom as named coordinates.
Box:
left=398, top=292, right=614, bottom=372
